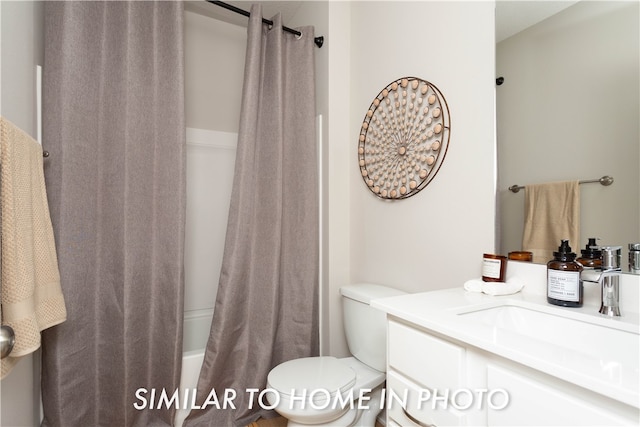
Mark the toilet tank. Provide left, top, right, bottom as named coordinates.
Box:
left=340, top=284, right=406, bottom=372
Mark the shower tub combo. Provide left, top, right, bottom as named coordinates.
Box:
left=175, top=308, right=213, bottom=427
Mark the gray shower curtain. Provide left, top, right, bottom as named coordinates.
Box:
left=185, top=5, right=319, bottom=427
left=41, top=2, right=185, bottom=426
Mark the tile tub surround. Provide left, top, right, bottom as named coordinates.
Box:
left=371, top=262, right=640, bottom=410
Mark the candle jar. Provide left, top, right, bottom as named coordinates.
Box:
left=482, top=253, right=507, bottom=282
left=508, top=251, right=533, bottom=262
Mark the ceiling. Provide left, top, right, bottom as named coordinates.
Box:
left=495, top=1, right=579, bottom=42
left=186, top=1, right=580, bottom=44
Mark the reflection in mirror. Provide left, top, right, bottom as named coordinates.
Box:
left=496, top=1, right=639, bottom=272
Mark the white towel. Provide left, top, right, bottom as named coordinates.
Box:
left=463, top=277, right=525, bottom=296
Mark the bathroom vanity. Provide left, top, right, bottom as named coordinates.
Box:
left=372, top=263, right=640, bottom=426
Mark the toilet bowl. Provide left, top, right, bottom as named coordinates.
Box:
left=266, top=284, right=406, bottom=426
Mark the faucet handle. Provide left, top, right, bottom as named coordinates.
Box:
left=600, top=246, right=622, bottom=270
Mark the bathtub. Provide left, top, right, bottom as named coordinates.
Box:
left=175, top=308, right=213, bottom=427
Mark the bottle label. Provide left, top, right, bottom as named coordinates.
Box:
left=482, top=258, right=502, bottom=279
left=547, top=270, right=580, bottom=302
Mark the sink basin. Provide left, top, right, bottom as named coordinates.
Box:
left=457, top=304, right=639, bottom=374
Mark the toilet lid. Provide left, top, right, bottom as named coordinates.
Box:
left=267, top=356, right=356, bottom=397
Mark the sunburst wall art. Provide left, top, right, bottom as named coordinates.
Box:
left=357, top=77, right=451, bottom=200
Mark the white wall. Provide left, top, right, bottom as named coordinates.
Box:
left=323, top=1, right=353, bottom=358
left=497, top=1, right=639, bottom=260
left=185, top=10, right=245, bottom=132
left=349, top=1, right=496, bottom=289
left=323, top=1, right=497, bottom=357
left=1, top=0, right=42, bottom=133
left=0, top=1, right=44, bottom=425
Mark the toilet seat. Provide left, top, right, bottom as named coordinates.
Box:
left=267, top=356, right=356, bottom=402
left=265, top=284, right=404, bottom=426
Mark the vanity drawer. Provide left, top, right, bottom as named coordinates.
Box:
left=486, top=364, right=638, bottom=426
left=387, top=370, right=466, bottom=427
left=387, top=419, right=402, bottom=427
left=388, top=320, right=465, bottom=391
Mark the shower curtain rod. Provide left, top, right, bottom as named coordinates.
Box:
left=206, top=0, right=325, bottom=48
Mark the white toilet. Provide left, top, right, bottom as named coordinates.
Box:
left=266, top=283, right=406, bottom=426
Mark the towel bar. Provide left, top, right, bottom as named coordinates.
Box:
left=509, top=175, right=614, bottom=193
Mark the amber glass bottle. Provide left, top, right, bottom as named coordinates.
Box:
left=508, top=251, right=533, bottom=262
left=547, top=240, right=584, bottom=307
left=576, top=238, right=602, bottom=269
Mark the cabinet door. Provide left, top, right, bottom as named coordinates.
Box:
left=387, top=371, right=467, bottom=427
left=388, top=320, right=465, bottom=391
left=487, top=364, right=637, bottom=426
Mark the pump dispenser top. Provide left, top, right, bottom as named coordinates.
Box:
left=577, top=237, right=602, bottom=268
left=553, top=239, right=577, bottom=261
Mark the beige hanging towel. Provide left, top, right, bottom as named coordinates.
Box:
left=522, top=180, right=580, bottom=264
left=1, top=117, right=66, bottom=379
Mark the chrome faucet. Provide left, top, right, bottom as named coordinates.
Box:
left=580, top=246, right=622, bottom=317
left=630, top=243, right=640, bottom=274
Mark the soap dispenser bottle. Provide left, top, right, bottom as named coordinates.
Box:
left=547, top=239, right=584, bottom=307
left=576, top=238, right=602, bottom=269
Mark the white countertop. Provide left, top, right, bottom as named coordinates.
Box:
left=371, top=287, right=640, bottom=409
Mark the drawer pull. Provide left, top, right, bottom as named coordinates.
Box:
left=403, top=407, right=437, bottom=427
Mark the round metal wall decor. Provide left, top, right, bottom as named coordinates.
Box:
left=358, top=77, right=450, bottom=200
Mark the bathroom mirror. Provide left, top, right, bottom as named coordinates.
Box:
left=496, top=0, right=639, bottom=271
